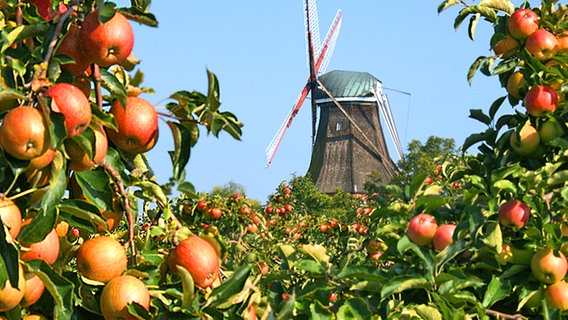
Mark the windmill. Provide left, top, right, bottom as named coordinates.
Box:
left=266, top=1, right=404, bottom=194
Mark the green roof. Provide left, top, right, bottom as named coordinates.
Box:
left=313, top=70, right=382, bottom=101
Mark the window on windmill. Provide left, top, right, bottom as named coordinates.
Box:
left=336, top=121, right=344, bottom=131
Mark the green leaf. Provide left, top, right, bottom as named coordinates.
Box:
left=295, top=260, right=322, bottom=274
left=309, top=300, right=333, bottom=320
left=1, top=23, right=49, bottom=53
left=469, top=109, right=491, bottom=126
left=75, top=169, right=115, bottom=212
left=336, top=298, right=372, bottom=319
left=176, top=265, right=194, bottom=309
left=99, top=68, right=127, bottom=108
left=481, top=221, right=502, bottom=250
left=26, top=260, right=74, bottom=317
left=381, top=274, right=432, bottom=298
left=482, top=277, right=511, bottom=308
left=492, top=179, right=518, bottom=195
left=467, top=56, right=487, bottom=85
left=166, top=121, right=192, bottom=182
left=479, top=0, right=515, bottom=15
left=58, top=199, right=107, bottom=233
left=0, top=223, right=19, bottom=292
left=437, top=0, right=461, bottom=14
left=468, top=13, right=480, bottom=41
left=412, top=304, right=443, bottom=320
left=205, top=265, right=252, bottom=308
left=206, top=69, right=220, bottom=112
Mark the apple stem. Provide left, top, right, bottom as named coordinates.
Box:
left=101, top=160, right=137, bottom=265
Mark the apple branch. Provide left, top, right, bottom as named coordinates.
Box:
left=485, top=309, right=527, bottom=320
left=101, top=160, right=137, bottom=265
left=32, top=4, right=78, bottom=83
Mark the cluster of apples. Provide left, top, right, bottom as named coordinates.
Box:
left=406, top=213, right=457, bottom=252
left=491, top=8, right=568, bottom=157
left=0, top=8, right=159, bottom=183
left=0, top=5, right=162, bottom=318
left=496, top=198, right=568, bottom=309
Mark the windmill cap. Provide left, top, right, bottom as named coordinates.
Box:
left=314, top=70, right=383, bottom=102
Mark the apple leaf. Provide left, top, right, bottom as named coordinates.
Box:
left=482, top=277, right=511, bottom=308
left=336, top=298, right=372, bottom=320
left=479, top=0, right=515, bottom=15
left=205, top=265, right=252, bottom=308
left=99, top=68, right=128, bottom=109
left=380, top=274, right=432, bottom=299
left=469, top=109, right=491, bottom=126
left=0, top=224, right=20, bottom=291
left=467, top=56, right=487, bottom=85
left=468, top=13, right=480, bottom=41
left=206, top=69, right=221, bottom=113
left=58, top=199, right=107, bottom=233
left=167, top=120, right=192, bottom=182
left=26, top=260, right=75, bottom=318
left=1, top=23, right=49, bottom=54
left=437, top=0, right=461, bottom=14
left=75, top=169, right=115, bottom=212
left=98, top=2, right=117, bottom=24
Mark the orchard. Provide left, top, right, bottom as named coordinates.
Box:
left=0, top=0, right=568, bottom=319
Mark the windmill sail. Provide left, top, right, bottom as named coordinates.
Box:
left=265, top=5, right=342, bottom=167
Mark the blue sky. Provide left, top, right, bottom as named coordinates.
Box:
left=126, top=1, right=520, bottom=201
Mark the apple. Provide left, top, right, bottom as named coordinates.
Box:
left=320, top=224, right=330, bottom=233
left=492, top=35, right=520, bottom=59
left=80, top=11, right=134, bottom=67
left=20, top=223, right=60, bottom=265
left=432, top=223, right=456, bottom=252
left=531, top=248, right=567, bottom=284
left=208, top=207, right=222, bottom=219
left=557, top=31, right=568, bottom=54
left=510, top=121, right=540, bottom=156
left=539, top=118, right=564, bottom=144
left=506, top=71, right=527, bottom=99
left=545, top=280, right=568, bottom=310
left=56, top=23, right=91, bottom=77
left=247, top=223, right=258, bottom=234
left=524, top=85, right=558, bottom=117
left=407, top=213, right=438, bottom=246
left=107, top=96, right=159, bottom=154
left=45, top=83, right=92, bottom=138
left=507, top=8, right=539, bottom=40
left=0, top=106, right=47, bottom=160
left=525, top=29, right=559, bottom=61
left=173, top=235, right=220, bottom=288
left=498, top=199, right=530, bottom=228
left=424, top=176, right=433, bottom=185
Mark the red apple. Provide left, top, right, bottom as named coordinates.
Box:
left=0, top=106, right=48, bottom=160
left=557, top=31, right=568, bottom=54
left=107, top=96, right=159, bottom=154
left=45, top=83, right=92, bottom=138
left=525, top=29, right=559, bottom=61
left=65, top=124, right=108, bottom=172
left=524, top=85, right=558, bottom=117
left=531, top=248, right=567, bottom=284
left=407, top=213, right=438, bottom=246
left=498, top=199, right=530, bottom=229
left=545, top=280, right=568, bottom=310
left=80, top=11, right=134, bottom=67
left=433, top=223, right=456, bottom=252
left=507, top=8, right=539, bottom=40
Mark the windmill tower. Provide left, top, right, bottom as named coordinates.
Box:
left=266, top=0, right=403, bottom=194
left=307, top=70, right=402, bottom=194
